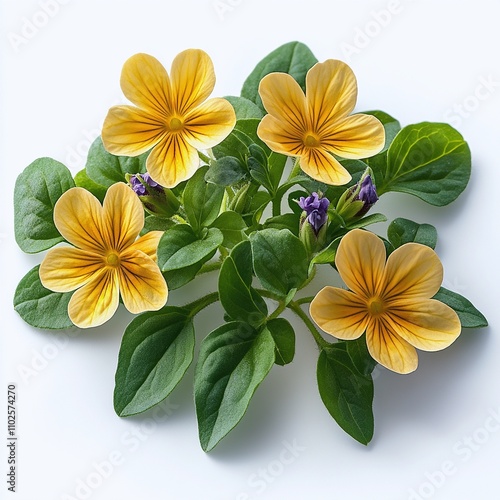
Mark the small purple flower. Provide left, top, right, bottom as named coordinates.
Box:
left=354, top=175, right=378, bottom=216
left=298, top=192, right=330, bottom=234
left=130, top=173, right=161, bottom=196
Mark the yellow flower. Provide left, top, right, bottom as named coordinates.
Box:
left=257, top=60, right=385, bottom=186
left=102, top=50, right=236, bottom=188
left=39, top=183, right=168, bottom=329
left=310, top=229, right=461, bottom=374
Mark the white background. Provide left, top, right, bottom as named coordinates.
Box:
left=1, top=1, right=499, bottom=499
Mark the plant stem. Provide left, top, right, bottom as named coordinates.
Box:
left=185, top=292, right=219, bottom=317
left=198, top=151, right=212, bottom=164
left=199, top=261, right=222, bottom=275
left=288, top=301, right=329, bottom=349
left=294, top=296, right=315, bottom=306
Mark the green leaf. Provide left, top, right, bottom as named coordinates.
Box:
left=13, top=265, right=73, bottom=329
left=250, top=228, right=309, bottom=297
left=376, top=122, right=471, bottom=206
left=345, top=336, right=378, bottom=377
left=195, top=323, right=275, bottom=451
left=345, top=213, right=387, bottom=230
left=114, top=307, right=194, bottom=417
left=263, top=213, right=300, bottom=236
left=210, top=211, right=247, bottom=248
left=362, top=110, right=401, bottom=152
left=387, top=217, right=437, bottom=249
left=241, top=41, right=318, bottom=110
left=143, top=215, right=175, bottom=233
left=74, top=169, right=107, bottom=202
left=205, top=156, right=248, bottom=186
left=163, top=251, right=216, bottom=290
left=224, top=96, right=265, bottom=120
left=266, top=318, right=295, bottom=366
left=317, top=346, right=374, bottom=445
left=158, top=225, right=223, bottom=272
left=14, top=157, right=75, bottom=253
left=219, top=242, right=268, bottom=326
left=433, top=287, right=488, bottom=328
left=86, top=136, right=148, bottom=187
left=212, top=128, right=249, bottom=161
left=184, top=166, right=225, bottom=232
left=309, top=237, right=341, bottom=274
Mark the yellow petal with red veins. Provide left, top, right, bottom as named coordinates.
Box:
left=384, top=243, right=443, bottom=300
left=118, top=250, right=168, bottom=314
left=306, top=59, right=358, bottom=130
left=120, top=53, right=172, bottom=117
left=335, top=229, right=386, bottom=299
left=256, top=115, right=304, bottom=156
left=310, top=286, right=368, bottom=340
left=102, top=105, right=166, bottom=157
left=299, top=147, right=352, bottom=185
left=366, top=318, right=418, bottom=374
left=170, top=49, right=216, bottom=115
left=386, top=298, right=461, bottom=351
left=130, top=231, right=163, bottom=260
left=68, top=268, right=120, bottom=328
left=102, top=183, right=144, bottom=250
left=53, top=187, right=106, bottom=253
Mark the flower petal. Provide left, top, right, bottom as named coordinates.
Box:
left=306, top=59, right=358, bottom=130
left=257, top=114, right=304, bottom=156
left=384, top=243, right=443, bottom=300
left=299, top=147, right=352, bottom=185
left=310, top=286, right=368, bottom=340
left=54, top=187, right=106, bottom=253
left=40, top=247, right=103, bottom=293
left=386, top=298, right=461, bottom=351
left=183, top=97, right=236, bottom=149
left=323, top=114, right=385, bottom=159
left=120, top=53, right=172, bottom=117
left=68, top=268, right=120, bottom=328
left=102, top=183, right=144, bottom=251
left=366, top=317, right=418, bottom=374
left=170, top=49, right=216, bottom=115
left=101, top=105, right=166, bottom=156
left=129, top=230, right=163, bottom=261
left=335, top=229, right=386, bottom=299
left=258, top=72, right=308, bottom=136
left=146, top=133, right=199, bottom=188
left=118, top=250, right=168, bottom=314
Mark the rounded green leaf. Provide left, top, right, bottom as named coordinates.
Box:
left=266, top=318, right=295, bottom=366
left=387, top=217, right=437, bottom=249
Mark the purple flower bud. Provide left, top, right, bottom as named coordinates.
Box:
left=298, top=192, right=330, bottom=235
left=355, top=175, right=378, bottom=216
left=130, top=173, right=161, bottom=196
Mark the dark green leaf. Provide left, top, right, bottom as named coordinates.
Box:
left=195, top=323, right=275, bottom=451
left=210, top=211, right=247, bottom=248
left=224, top=96, right=265, bottom=120
left=14, top=157, right=75, bottom=253
left=250, top=228, right=309, bottom=297
left=266, top=318, right=295, bottom=365
left=163, top=251, right=216, bottom=290
left=317, top=346, right=374, bottom=445
left=205, top=156, right=248, bottom=186
left=433, top=287, right=488, bottom=328
left=345, top=213, right=387, bottom=230
left=74, top=169, right=107, bottom=202
left=13, top=265, right=73, bottom=329
left=387, top=217, right=437, bottom=249
left=345, top=336, right=378, bottom=377
left=263, top=213, right=300, bottom=236
left=114, top=307, right=194, bottom=416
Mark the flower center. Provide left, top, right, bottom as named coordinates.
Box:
left=169, top=117, right=183, bottom=132
left=106, top=252, right=120, bottom=267
left=303, top=133, right=320, bottom=148
left=367, top=297, right=386, bottom=317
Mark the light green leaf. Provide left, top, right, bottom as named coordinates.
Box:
left=210, top=211, right=247, bottom=248
left=205, top=156, right=248, bottom=186
left=74, top=169, right=107, bottom=202
left=224, top=96, right=265, bottom=120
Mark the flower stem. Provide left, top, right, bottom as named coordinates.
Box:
left=198, top=261, right=222, bottom=275
left=185, top=292, right=219, bottom=317
left=294, top=296, right=315, bottom=306
left=198, top=151, right=212, bottom=164
left=288, top=301, right=329, bottom=349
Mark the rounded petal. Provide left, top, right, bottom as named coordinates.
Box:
left=102, top=105, right=166, bottom=156
left=146, top=134, right=199, bottom=188
left=299, top=147, right=352, bottom=185
left=40, top=247, right=103, bottom=293
left=68, top=268, right=120, bottom=328
left=257, top=114, right=304, bottom=156
left=120, top=53, right=172, bottom=117
left=183, top=97, right=236, bottom=149
left=386, top=298, right=461, bottom=351
left=366, top=318, right=418, bottom=374
left=258, top=72, right=309, bottom=135
left=170, top=49, right=216, bottom=115
left=102, top=183, right=144, bottom=251
left=54, top=187, right=106, bottom=253
left=118, top=250, right=168, bottom=314
left=323, top=114, right=385, bottom=159
left=129, top=230, right=163, bottom=260
left=335, top=229, right=386, bottom=299
left=306, top=59, right=358, bottom=130
left=384, top=243, right=443, bottom=300
left=310, top=286, right=368, bottom=340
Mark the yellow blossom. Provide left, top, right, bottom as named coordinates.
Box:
left=102, top=50, right=236, bottom=188
left=39, top=183, right=168, bottom=328
left=257, top=59, right=385, bottom=185
left=310, top=229, right=461, bottom=374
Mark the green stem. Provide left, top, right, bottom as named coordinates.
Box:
left=198, top=151, right=212, bottom=164
left=198, top=261, right=222, bottom=275
left=298, top=265, right=316, bottom=290
left=185, top=292, right=219, bottom=317
left=294, top=296, right=315, bottom=306
left=267, top=300, right=287, bottom=321
left=287, top=157, right=301, bottom=180
left=288, top=301, right=329, bottom=349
